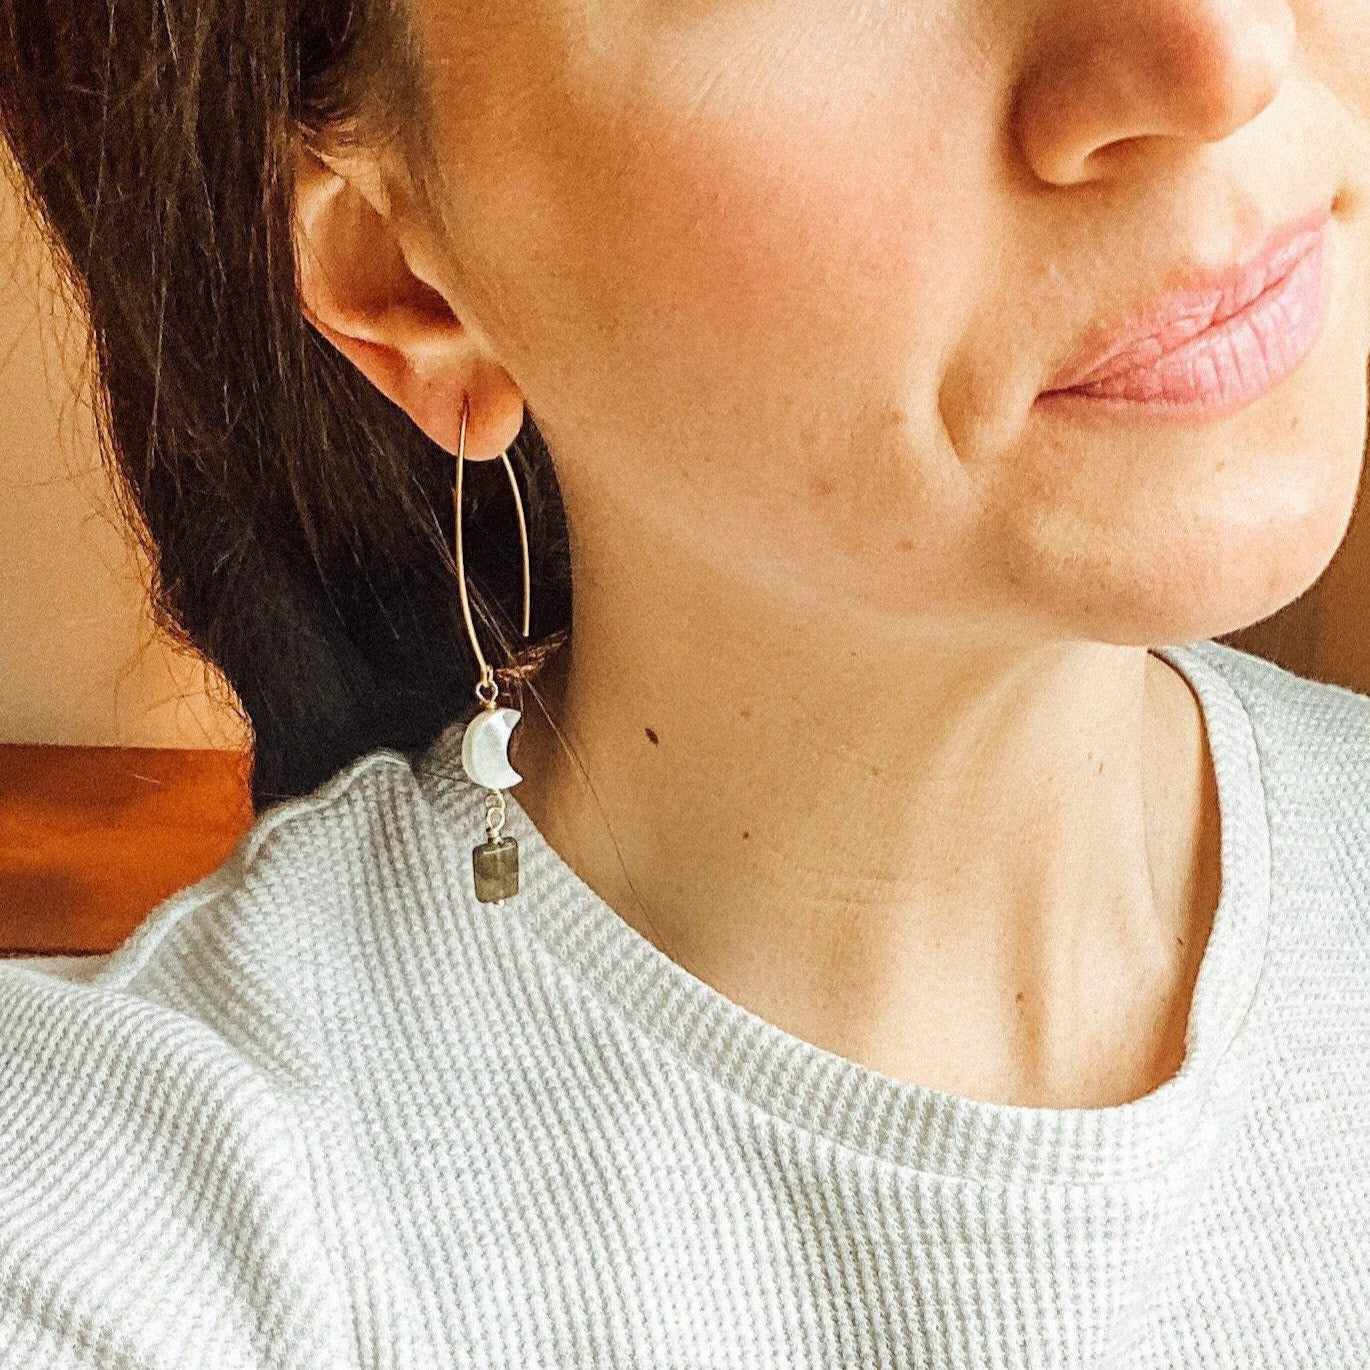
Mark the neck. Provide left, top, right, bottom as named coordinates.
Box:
left=504, top=552, right=1219, bottom=1109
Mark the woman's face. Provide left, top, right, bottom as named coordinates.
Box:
left=407, top=0, right=1370, bottom=647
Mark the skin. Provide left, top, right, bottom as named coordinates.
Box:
left=292, top=0, right=1370, bottom=1108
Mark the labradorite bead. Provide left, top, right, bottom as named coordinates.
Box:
left=473, top=835, right=520, bottom=903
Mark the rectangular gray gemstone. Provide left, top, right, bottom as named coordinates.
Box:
left=473, top=835, right=520, bottom=903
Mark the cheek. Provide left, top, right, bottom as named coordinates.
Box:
left=605, top=101, right=965, bottom=364
left=472, top=20, right=1003, bottom=571
left=449, top=5, right=1003, bottom=460
left=1299, top=0, right=1370, bottom=120
left=623, top=119, right=883, bottom=327
left=585, top=91, right=1002, bottom=564
left=557, top=96, right=996, bottom=569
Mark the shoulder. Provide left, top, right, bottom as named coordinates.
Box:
left=1183, top=636, right=1370, bottom=744
left=0, top=740, right=426, bottom=1366
left=2, top=736, right=425, bottom=1083
left=1178, top=636, right=1370, bottom=958
left=1178, top=637, right=1370, bottom=800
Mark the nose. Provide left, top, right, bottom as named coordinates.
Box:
left=1014, top=0, right=1296, bottom=186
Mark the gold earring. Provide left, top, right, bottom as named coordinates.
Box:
left=453, top=391, right=531, bottom=903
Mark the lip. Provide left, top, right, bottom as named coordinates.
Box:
left=1038, top=201, right=1335, bottom=407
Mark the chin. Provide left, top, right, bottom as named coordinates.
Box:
left=1010, top=487, right=1359, bottom=649
left=1105, top=523, right=1355, bottom=649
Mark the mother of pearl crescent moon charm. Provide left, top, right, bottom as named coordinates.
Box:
left=461, top=705, right=524, bottom=791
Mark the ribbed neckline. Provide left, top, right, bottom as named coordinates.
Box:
left=419, top=640, right=1272, bottom=1187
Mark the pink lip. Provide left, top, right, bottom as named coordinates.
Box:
left=1036, top=202, right=1334, bottom=420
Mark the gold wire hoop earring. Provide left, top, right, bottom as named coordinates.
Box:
left=453, top=391, right=532, bottom=903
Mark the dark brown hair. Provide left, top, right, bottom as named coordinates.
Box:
left=0, top=0, right=570, bottom=812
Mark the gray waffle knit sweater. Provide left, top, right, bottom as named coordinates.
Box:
left=2, top=637, right=1368, bottom=1370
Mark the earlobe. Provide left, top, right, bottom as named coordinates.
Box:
left=290, top=141, right=524, bottom=459
left=300, top=287, right=525, bottom=460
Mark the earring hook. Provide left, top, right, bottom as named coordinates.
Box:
left=453, top=391, right=531, bottom=707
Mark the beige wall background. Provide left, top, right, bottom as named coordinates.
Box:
left=1, top=172, right=247, bottom=750
left=3, top=171, right=1369, bottom=751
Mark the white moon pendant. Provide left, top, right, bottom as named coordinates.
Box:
left=461, top=706, right=524, bottom=790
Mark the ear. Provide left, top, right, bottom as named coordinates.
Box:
left=290, top=142, right=524, bottom=459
